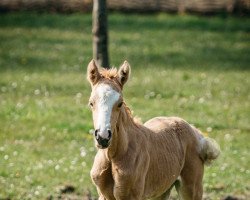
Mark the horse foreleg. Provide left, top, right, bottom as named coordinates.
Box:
left=112, top=170, right=145, bottom=200
left=113, top=179, right=143, bottom=200
left=91, top=151, right=115, bottom=200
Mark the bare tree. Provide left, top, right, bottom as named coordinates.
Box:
left=92, top=0, right=109, bottom=68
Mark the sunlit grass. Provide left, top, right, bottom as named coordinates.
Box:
left=0, top=12, right=249, bottom=199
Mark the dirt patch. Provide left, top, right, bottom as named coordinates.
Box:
left=222, top=195, right=247, bottom=200
left=46, top=184, right=96, bottom=200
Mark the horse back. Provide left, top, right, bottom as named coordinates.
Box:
left=144, top=116, right=188, bottom=133
left=144, top=116, right=200, bottom=161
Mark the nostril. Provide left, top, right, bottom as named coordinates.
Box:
left=94, top=129, right=99, bottom=139
left=107, top=129, right=112, bottom=139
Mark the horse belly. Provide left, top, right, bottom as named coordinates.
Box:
left=143, top=155, right=182, bottom=199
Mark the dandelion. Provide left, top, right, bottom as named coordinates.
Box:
left=55, top=165, right=60, bottom=170
left=198, top=97, right=205, bottom=104
left=76, top=92, right=82, bottom=98
left=24, top=75, right=30, bottom=81
left=200, top=73, right=206, bottom=79
left=58, top=158, right=64, bottom=164
left=80, top=150, right=87, bottom=157
left=206, top=127, right=212, bottom=133
left=36, top=100, right=44, bottom=108
left=81, top=162, right=86, bottom=167
left=37, top=163, right=44, bottom=169
left=75, top=92, right=82, bottom=104
left=44, top=91, right=49, bottom=97
left=143, top=77, right=151, bottom=84
left=63, top=129, right=68, bottom=134
left=149, top=91, right=155, bottom=97
left=214, top=78, right=220, bottom=84
left=224, top=134, right=233, bottom=141
left=240, top=168, right=245, bottom=172
left=220, top=166, right=226, bottom=171
left=89, top=147, right=95, bottom=152
left=34, top=89, right=40, bottom=95
left=25, top=175, right=32, bottom=183
left=240, top=156, right=245, bottom=161
left=220, top=163, right=228, bottom=171
left=47, top=160, right=53, bottom=165
left=41, top=126, right=46, bottom=132
left=16, top=102, right=24, bottom=109
left=8, top=162, right=14, bottom=167
left=1, top=86, right=7, bottom=92
left=144, top=94, right=150, bottom=99
left=63, top=168, right=69, bottom=173
left=11, top=82, right=17, bottom=88
left=37, top=185, right=43, bottom=190
left=71, top=158, right=78, bottom=165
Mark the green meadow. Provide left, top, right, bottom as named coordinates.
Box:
left=0, top=12, right=249, bottom=199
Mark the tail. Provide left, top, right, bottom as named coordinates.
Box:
left=199, top=137, right=221, bottom=165
left=192, top=127, right=220, bottom=165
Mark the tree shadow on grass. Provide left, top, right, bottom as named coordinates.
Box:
left=0, top=12, right=92, bottom=31
left=0, top=12, right=249, bottom=72
left=0, top=12, right=249, bottom=33
left=110, top=14, right=250, bottom=33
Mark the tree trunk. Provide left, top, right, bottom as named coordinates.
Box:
left=92, top=0, right=109, bottom=68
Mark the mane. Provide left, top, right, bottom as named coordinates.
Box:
left=99, top=67, right=118, bottom=79
left=123, top=101, right=142, bottom=125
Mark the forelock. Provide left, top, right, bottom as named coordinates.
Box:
left=99, top=68, right=118, bottom=79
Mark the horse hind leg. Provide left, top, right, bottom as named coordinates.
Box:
left=176, top=158, right=204, bottom=200
left=175, top=181, right=203, bottom=200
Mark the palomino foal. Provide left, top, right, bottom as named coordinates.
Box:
left=87, top=60, right=220, bottom=200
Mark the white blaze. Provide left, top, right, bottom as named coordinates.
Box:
left=95, top=84, right=120, bottom=139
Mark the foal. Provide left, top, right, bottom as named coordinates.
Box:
left=87, top=60, right=220, bottom=200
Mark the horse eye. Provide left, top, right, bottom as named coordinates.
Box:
left=89, top=102, right=94, bottom=107
left=118, top=102, right=123, bottom=108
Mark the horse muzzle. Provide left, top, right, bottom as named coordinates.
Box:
left=94, top=129, right=112, bottom=149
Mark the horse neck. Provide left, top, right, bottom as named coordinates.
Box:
left=108, top=105, right=138, bottom=159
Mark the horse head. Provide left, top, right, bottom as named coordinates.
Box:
left=87, top=60, right=130, bottom=149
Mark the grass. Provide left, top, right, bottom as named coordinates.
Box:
left=0, top=12, right=249, bottom=199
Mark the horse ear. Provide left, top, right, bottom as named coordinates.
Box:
left=87, top=60, right=101, bottom=86
left=118, top=60, right=130, bottom=87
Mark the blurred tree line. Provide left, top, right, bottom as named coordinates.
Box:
left=0, top=0, right=249, bottom=14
